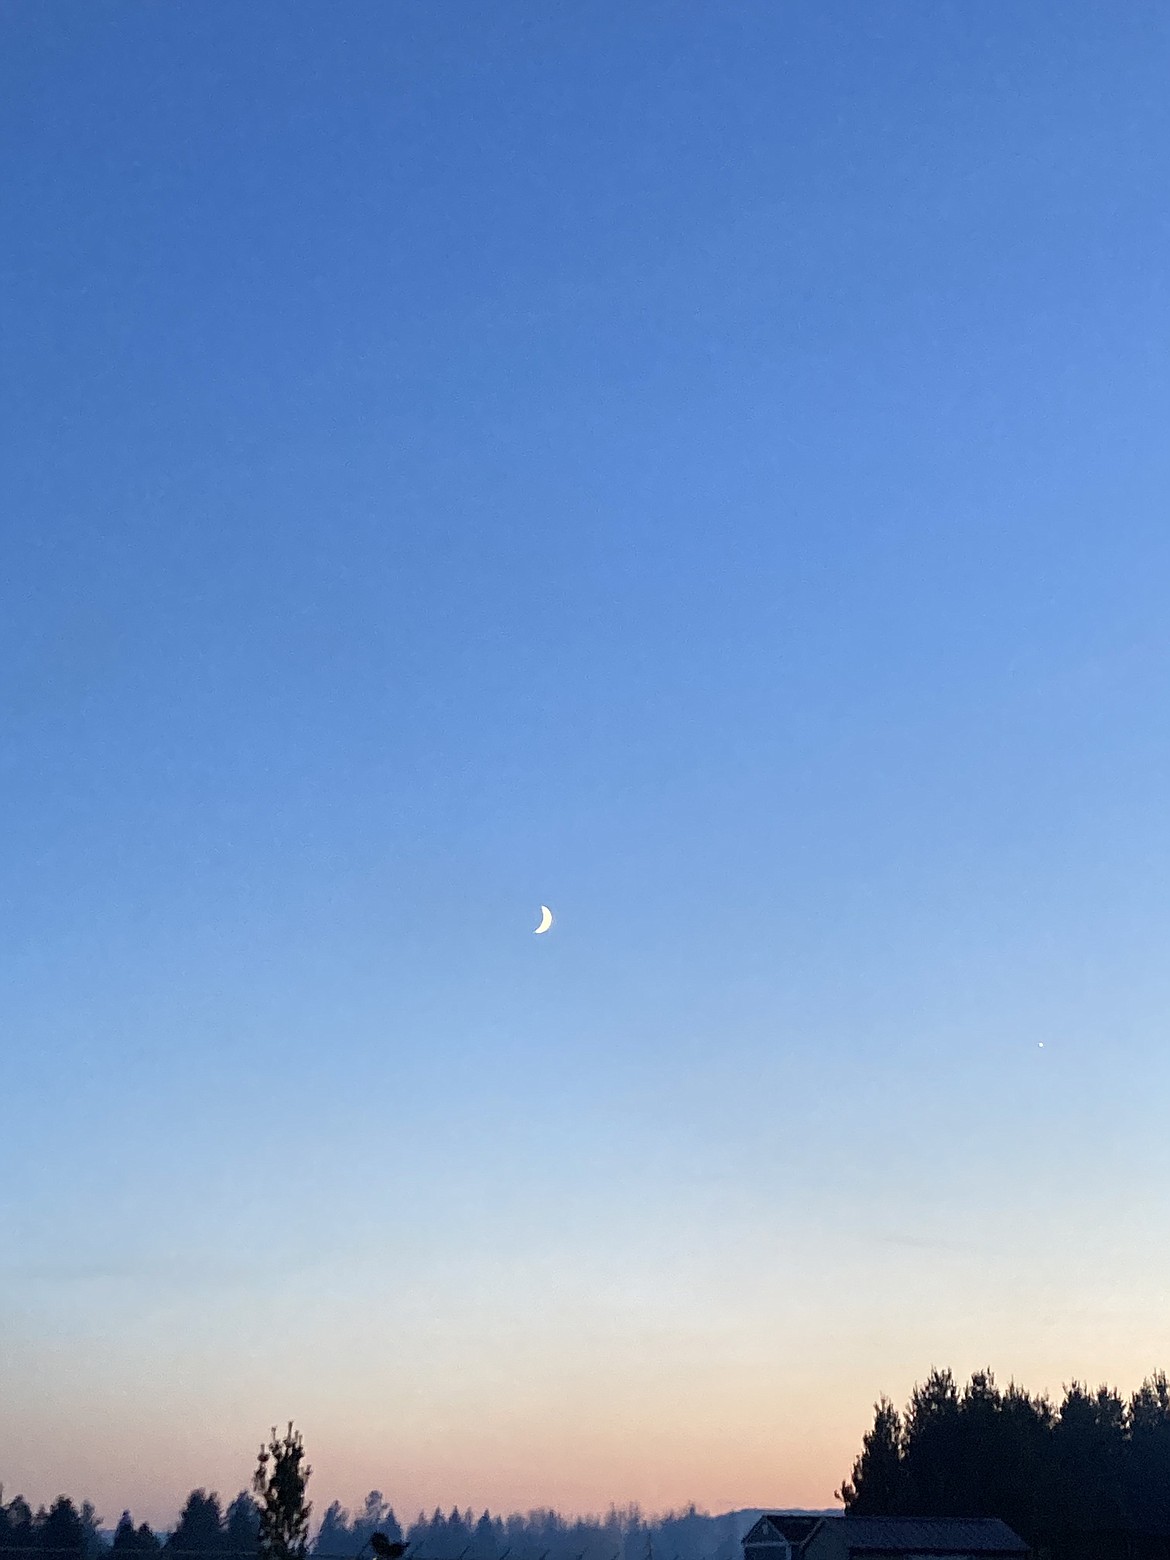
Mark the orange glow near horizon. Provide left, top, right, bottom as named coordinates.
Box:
left=6, top=1317, right=1170, bottom=1531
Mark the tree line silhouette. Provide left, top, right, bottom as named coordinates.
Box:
left=316, top=1497, right=743, bottom=1560
left=0, top=1426, right=309, bottom=1560
left=840, top=1367, right=1170, bottom=1560
left=11, top=1370, right=1170, bottom=1560
left=0, top=1491, right=743, bottom=1560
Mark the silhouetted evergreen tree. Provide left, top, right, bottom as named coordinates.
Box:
left=1050, top=1382, right=1128, bottom=1557
left=442, top=1510, right=470, bottom=1558
left=114, top=1516, right=142, bottom=1556
left=472, top=1512, right=498, bottom=1560
left=311, top=1505, right=350, bottom=1558
left=3, top=1496, right=37, bottom=1551
left=992, top=1380, right=1054, bottom=1546
left=168, top=1494, right=225, bottom=1557
left=838, top=1395, right=904, bottom=1513
left=38, top=1499, right=85, bottom=1560
left=404, top=1516, right=429, bottom=1559
left=903, top=1368, right=964, bottom=1515
left=350, top=1493, right=401, bottom=1557
left=253, top=1424, right=311, bottom=1560
left=225, top=1497, right=259, bottom=1558
left=112, top=1515, right=158, bottom=1557
left=626, top=1510, right=651, bottom=1560
left=1129, top=1373, right=1170, bottom=1540
left=78, top=1503, right=104, bottom=1560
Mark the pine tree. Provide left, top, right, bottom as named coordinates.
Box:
left=225, top=1497, right=260, bottom=1559
left=39, top=1499, right=85, bottom=1560
left=168, top=1494, right=224, bottom=1557
left=253, top=1425, right=311, bottom=1560
left=838, top=1396, right=905, bottom=1513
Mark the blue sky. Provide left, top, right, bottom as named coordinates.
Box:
left=2, top=0, right=1170, bottom=1525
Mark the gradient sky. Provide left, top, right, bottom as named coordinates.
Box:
left=3, top=0, right=1170, bottom=1532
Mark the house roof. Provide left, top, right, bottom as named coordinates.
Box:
left=824, top=1517, right=1028, bottom=1554
left=745, top=1516, right=822, bottom=1546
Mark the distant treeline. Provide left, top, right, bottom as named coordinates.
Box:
left=0, top=1491, right=260, bottom=1559
left=841, top=1367, right=1170, bottom=1560
left=16, top=1366, right=1170, bottom=1560
left=0, top=1490, right=746, bottom=1560
left=317, top=1496, right=744, bottom=1560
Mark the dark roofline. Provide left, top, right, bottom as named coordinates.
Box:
left=806, top=1515, right=1028, bottom=1555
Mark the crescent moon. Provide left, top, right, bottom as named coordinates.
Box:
left=534, top=905, right=553, bottom=934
